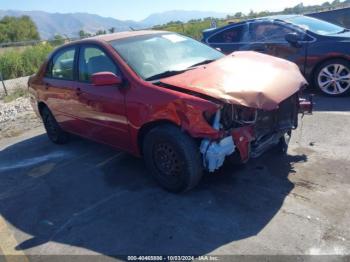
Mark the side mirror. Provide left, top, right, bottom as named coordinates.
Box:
left=285, top=33, right=302, bottom=48
left=91, top=72, right=122, bottom=86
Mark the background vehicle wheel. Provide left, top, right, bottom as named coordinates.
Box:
left=41, top=107, right=69, bottom=144
left=143, top=125, right=203, bottom=193
left=314, top=59, right=350, bottom=96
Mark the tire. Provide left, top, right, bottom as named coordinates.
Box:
left=41, top=106, right=69, bottom=144
left=143, top=125, right=203, bottom=193
left=314, top=59, right=350, bottom=97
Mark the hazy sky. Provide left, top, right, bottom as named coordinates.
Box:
left=0, top=0, right=327, bottom=21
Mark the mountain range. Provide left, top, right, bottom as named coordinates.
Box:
left=0, top=10, right=228, bottom=39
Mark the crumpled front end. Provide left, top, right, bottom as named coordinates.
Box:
left=200, top=93, right=313, bottom=172
left=158, top=51, right=312, bottom=172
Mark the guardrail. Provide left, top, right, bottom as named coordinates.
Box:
left=306, top=6, right=350, bottom=28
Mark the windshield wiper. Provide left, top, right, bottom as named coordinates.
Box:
left=188, top=59, right=216, bottom=68
left=145, top=69, right=187, bottom=81
left=145, top=60, right=216, bottom=81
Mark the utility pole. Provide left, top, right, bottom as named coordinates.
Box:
left=0, top=72, right=8, bottom=96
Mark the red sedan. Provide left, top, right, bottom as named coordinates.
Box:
left=29, top=30, right=312, bottom=192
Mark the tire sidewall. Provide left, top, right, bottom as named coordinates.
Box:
left=143, top=125, right=202, bottom=193
left=41, top=107, right=68, bottom=144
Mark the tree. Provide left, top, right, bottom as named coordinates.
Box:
left=95, top=30, right=107, bottom=35
left=108, top=27, right=116, bottom=33
left=248, top=10, right=257, bottom=18
left=79, top=30, right=91, bottom=39
left=50, top=34, right=65, bottom=46
left=0, top=15, right=40, bottom=43
left=234, top=12, right=243, bottom=19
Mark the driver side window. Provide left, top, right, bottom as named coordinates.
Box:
left=249, top=22, right=294, bottom=42
left=78, top=46, right=119, bottom=82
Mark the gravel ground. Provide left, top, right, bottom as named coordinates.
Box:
left=0, top=96, right=42, bottom=139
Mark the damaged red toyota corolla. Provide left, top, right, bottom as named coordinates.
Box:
left=28, top=30, right=313, bottom=192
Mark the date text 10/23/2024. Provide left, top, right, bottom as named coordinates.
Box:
left=127, top=256, right=220, bottom=261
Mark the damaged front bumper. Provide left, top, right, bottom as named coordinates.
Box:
left=200, top=95, right=313, bottom=172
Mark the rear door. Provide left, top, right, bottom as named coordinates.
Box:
left=205, top=23, right=250, bottom=54
left=43, top=46, right=81, bottom=132
left=75, top=44, right=130, bottom=150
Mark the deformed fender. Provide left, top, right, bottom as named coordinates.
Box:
left=127, top=90, right=222, bottom=156
left=171, top=99, right=222, bottom=139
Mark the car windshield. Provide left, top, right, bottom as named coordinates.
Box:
left=109, top=33, right=224, bottom=80
left=285, top=16, right=345, bottom=35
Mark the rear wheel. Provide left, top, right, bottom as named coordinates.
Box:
left=143, top=125, right=203, bottom=193
left=314, top=59, right=350, bottom=96
left=41, top=106, right=69, bottom=144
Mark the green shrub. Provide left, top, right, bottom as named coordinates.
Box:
left=0, top=43, right=53, bottom=80
left=154, top=20, right=228, bottom=40
left=22, top=44, right=53, bottom=76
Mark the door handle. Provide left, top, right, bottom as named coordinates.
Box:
left=76, top=88, right=82, bottom=96
left=254, top=47, right=267, bottom=52
left=253, top=44, right=267, bottom=53
left=254, top=48, right=266, bottom=53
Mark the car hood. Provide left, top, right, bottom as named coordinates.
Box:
left=160, top=51, right=307, bottom=110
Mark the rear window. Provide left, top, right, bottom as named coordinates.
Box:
left=46, top=47, right=76, bottom=80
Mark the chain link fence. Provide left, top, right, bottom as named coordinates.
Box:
left=0, top=73, right=29, bottom=97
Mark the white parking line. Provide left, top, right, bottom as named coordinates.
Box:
left=0, top=216, right=29, bottom=262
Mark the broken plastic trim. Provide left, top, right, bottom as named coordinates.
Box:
left=200, top=110, right=236, bottom=172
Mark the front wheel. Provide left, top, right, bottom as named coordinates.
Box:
left=143, top=125, right=203, bottom=193
left=314, top=59, right=350, bottom=96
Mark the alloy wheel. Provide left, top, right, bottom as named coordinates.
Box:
left=317, top=63, right=350, bottom=95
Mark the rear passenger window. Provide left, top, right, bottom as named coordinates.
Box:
left=49, top=48, right=76, bottom=80
left=208, top=24, right=248, bottom=43
left=78, top=46, right=118, bottom=82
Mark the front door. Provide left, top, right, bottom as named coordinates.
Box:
left=75, top=45, right=130, bottom=150
left=247, top=21, right=308, bottom=73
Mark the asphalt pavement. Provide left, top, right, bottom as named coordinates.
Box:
left=0, top=94, right=349, bottom=260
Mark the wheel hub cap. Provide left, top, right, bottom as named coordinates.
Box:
left=153, top=143, right=181, bottom=177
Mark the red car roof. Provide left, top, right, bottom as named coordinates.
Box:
left=88, top=30, right=168, bottom=42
